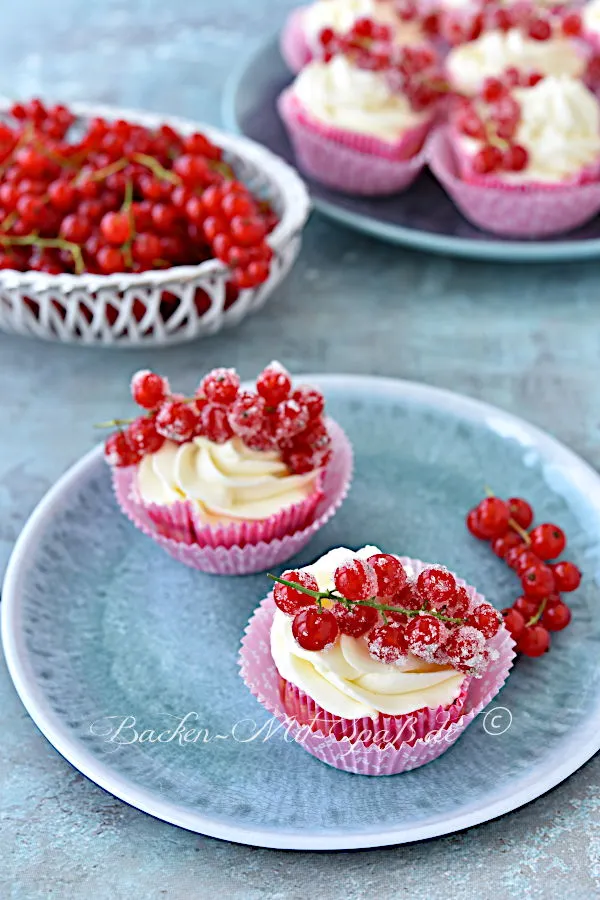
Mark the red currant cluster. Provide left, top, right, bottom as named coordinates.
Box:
left=467, top=494, right=581, bottom=658
left=0, top=98, right=277, bottom=289
left=439, top=3, right=584, bottom=47
left=452, top=71, right=539, bottom=175
left=103, top=362, right=332, bottom=476
left=318, top=19, right=445, bottom=111
left=272, top=554, right=503, bottom=677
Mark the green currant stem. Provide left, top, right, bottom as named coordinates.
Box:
left=94, top=417, right=135, bottom=429
left=0, top=234, right=84, bottom=274
left=484, top=485, right=531, bottom=545
left=88, top=158, right=128, bottom=182
left=120, top=177, right=135, bottom=268
left=1, top=211, right=18, bottom=233
left=267, top=574, right=465, bottom=624
left=133, top=153, right=180, bottom=184
left=527, top=596, right=548, bottom=628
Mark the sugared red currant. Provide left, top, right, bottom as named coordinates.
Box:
left=415, top=567, right=458, bottom=612
left=333, top=602, right=379, bottom=637
left=199, top=368, right=240, bottom=406
left=256, top=362, right=292, bottom=406
left=131, top=369, right=169, bottom=410
left=273, top=570, right=318, bottom=616
left=366, top=553, right=408, bottom=598
left=334, top=559, right=378, bottom=601
left=292, top=607, right=339, bottom=652
left=104, top=430, right=141, bottom=467
left=127, top=416, right=165, bottom=455
left=367, top=622, right=410, bottom=665
left=155, top=400, right=198, bottom=442
left=467, top=604, right=502, bottom=639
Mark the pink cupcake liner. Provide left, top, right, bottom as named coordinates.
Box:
left=278, top=89, right=432, bottom=196
left=239, top=557, right=516, bottom=775
left=280, top=6, right=313, bottom=73
left=111, top=418, right=353, bottom=575
left=429, top=126, right=600, bottom=237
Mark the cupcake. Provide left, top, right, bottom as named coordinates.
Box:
left=240, top=547, right=515, bottom=775
left=104, top=363, right=353, bottom=575
left=445, top=24, right=586, bottom=95
left=281, top=0, right=429, bottom=73
left=278, top=19, right=442, bottom=195
left=430, top=72, right=600, bottom=236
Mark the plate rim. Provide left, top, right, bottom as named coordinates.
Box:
left=4, top=373, right=600, bottom=850
left=222, top=33, right=600, bottom=264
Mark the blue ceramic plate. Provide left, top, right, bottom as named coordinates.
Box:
left=223, top=36, right=600, bottom=263
left=3, top=376, right=600, bottom=850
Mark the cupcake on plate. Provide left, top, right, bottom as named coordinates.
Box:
left=239, top=546, right=515, bottom=775
left=278, top=18, right=443, bottom=195
left=281, top=0, right=430, bottom=73
left=445, top=15, right=586, bottom=95
left=104, top=363, right=353, bottom=575
left=430, top=71, right=600, bottom=236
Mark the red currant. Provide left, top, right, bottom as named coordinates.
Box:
left=472, top=145, right=502, bottom=176
left=100, top=210, right=131, bottom=245
left=256, top=362, right=292, bottom=406
left=334, top=559, right=378, bottom=601
left=529, top=523, right=566, bottom=560
left=405, top=615, right=446, bottom=659
left=521, top=563, right=555, bottom=599
left=228, top=391, right=267, bottom=439
left=549, top=561, right=581, bottom=593
left=517, top=624, right=550, bottom=657
left=273, top=570, right=318, bottom=616
left=467, top=604, right=502, bottom=639
left=104, top=430, right=141, bottom=467
left=332, top=602, right=379, bottom=637
left=199, top=368, right=240, bottom=406
left=527, top=18, right=552, bottom=41
left=127, top=416, right=165, bottom=455
left=131, top=369, right=169, bottom=409
left=292, top=607, right=339, bottom=651
left=366, top=554, right=408, bottom=598
left=415, top=567, right=458, bottom=612
left=466, top=508, right=488, bottom=539
left=541, top=601, right=571, bottom=632
left=201, top=404, right=235, bottom=443
left=291, top=386, right=324, bottom=421
left=443, top=625, right=487, bottom=674
left=155, top=401, right=198, bottom=442
left=475, top=497, right=510, bottom=538
left=274, top=399, right=309, bottom=441
left=502, top=607, right=525, bottom=641
left=507, top=497, right=533, bottom=529
left=367, top=622, right=410, bottom=665
left=492, top=531, right=523, bottom=559
left=503, top=144, right=529, bottom=173
left=562, top=12, right=582, bottom=37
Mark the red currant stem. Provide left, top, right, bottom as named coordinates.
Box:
left=87, top=157, right=128, bottom=183
left=0, top=123, right=33, bottom=178
left=120, top=177, right=135, bottom=268
left=1, top=211, right=17, bottom=233
left=527, top=596, right=548, bottom=627
left=484, top=485, right=531, bottom=545
left=94, top=417, right=135, bottom=428
left=266, top=575, right=465, bottom=624
left=210, top=160, right=235, bottom=180
left=133, top=153, right=180, bottom=185
left=32, top=136, right=77, bottom=169
left=0, top=234, right=84, bottom=274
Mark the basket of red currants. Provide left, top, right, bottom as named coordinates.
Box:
left=0, top=98, right=309, bottom=346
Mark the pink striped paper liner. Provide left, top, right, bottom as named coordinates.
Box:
left=111, top=418, right=353, bottom=575
left=278, top=88, right=432, bottom=195
left=280, top=6, right=313, bottom=73
left=429, top=126, right=600, bottom=238
left=239, top=558, right=516, bottom=775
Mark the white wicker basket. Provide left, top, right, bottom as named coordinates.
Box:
left=0, top=101, right=310, bottom=347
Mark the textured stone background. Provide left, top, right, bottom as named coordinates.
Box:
left=1, top=0, right=600, bottom=897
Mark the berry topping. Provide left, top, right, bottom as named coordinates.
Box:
left=127, top=416, right=165, bottom=455
left=366, top=553, right=408, bottom=598
left=467, top=604, right=502, bottom=639
left=333, top=602, right=379, bottom=637
left=549, top=561, right=581, bottom=593
left=334, top=559, right=378, bottom=601
left=292, top=607, right=339, bottom=652
left=445, top=585, right=471, bottom=618
left=273, top=570, right=318, bottom=615
left=198, top=368, right=240, bottom=406
left=104, top=430, right=141, bottom=467
left=228, top=391, right=267, bottom=439
left=200, top=404, right=235, bottom=444
left=405, top=614, right=447, bottom=660
left=529, top=523, right=566, bottom=561
left=367, top=622, right=410, bottom=665
left=155, top=400, right=198, bottom=443
left=274, top=399, right=309, bottom=442
left=444, top=626, right=487, bottom=675
left=291, top=386, right=325, bottom=421
left=256, top=361, right=292, bottom=406
left=415, top=567, right=458, bottom=612
left=517, top=624, right=550, bottom=657
left=131, top=369, right=169, bottom=410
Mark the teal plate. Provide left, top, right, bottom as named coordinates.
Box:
left=3, top=376, right=600, bottom=849
left=223, top=36, right=600, bottom=263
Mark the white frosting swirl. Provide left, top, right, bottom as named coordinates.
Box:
left=293, top=55, right=429, bottom=141
left=270, top=547, right=465, bottom=719
left=302, top=0, right=424, bottom=49
left=584, top=0, right=600, bottom=36
left=447, top=29, right=585, bottom=96
left=458, top=76, right=600, bottom=183
left=137, top=437, right=318, bottom=523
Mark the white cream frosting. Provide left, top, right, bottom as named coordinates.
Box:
left=137, top=437, right=318, bottom=523
left=584, top=0, right=600, bottom=36
left=292, top=55, right=430, bottom=141
left=447, top=29, right=585, bottom=96
left=302, top=0, right=424, bottom=49
left=270, top=546, right=465, bottom=719
left=458, top=75, right=600, bottom=184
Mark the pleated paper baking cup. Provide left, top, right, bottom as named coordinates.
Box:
left=280, top=6, right=313, bottom=73
left=111, top=418, right=353, bottom=575
left=278, top=89, right=431, bottom=196
left=429, top=127, right=600, bottom=238
left=239, top=559, right=516, bottom=775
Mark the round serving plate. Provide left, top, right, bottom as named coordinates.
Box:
left=223, top=35, right=600, bottom=263
left=3, top=375, right=600, bottom=850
